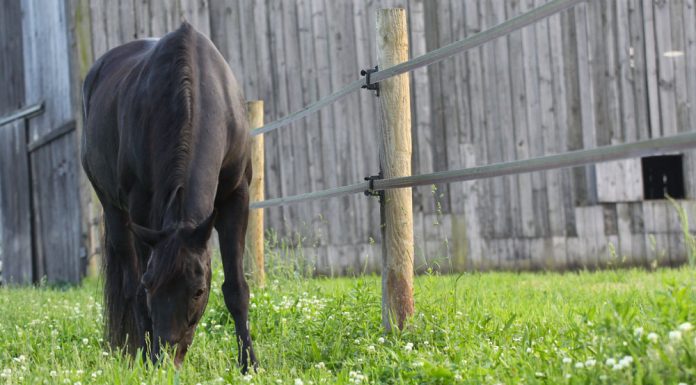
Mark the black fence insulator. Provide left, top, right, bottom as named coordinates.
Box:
left=360, top=66, right=379, bottom=97
left=364, top=172, right=383, bottom=197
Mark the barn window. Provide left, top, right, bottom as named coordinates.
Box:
left=641, top=155, right=685, bottom=200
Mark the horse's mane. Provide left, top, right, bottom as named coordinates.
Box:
left=147, top=22, right=197, bottom=228
left=142, top=22, right=201, bottom=290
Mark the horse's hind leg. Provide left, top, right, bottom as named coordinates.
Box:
left=100, top=202, right=143, bottom=355
left=215, top=182, right=257, bottom=373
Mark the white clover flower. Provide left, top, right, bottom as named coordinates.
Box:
left=634, top=327, right=644, bottom=337
left=605, top=358, right=616, bottom=366
left=562, top=357, right=572, bottom=364
left=102, top=351, right=109, bottom=356
left=585, top=359, right=596, bottom=367
left=574, top=362, right=584, bottom=369
left=454, top=373, right=463, bottom=381
left=647, top=332, right=659, bottom=343
left=243, top=374, right=253, bottom=382
left=367, top=345, right=376, bottom=352
left=82, top=338, right=88, bottom=345
left=669, top=330, right=683, bottom=342
left=612, top=364, right=622, bottom=371
left=295, top=379, right=304, bottom=385
left=377, top=337, right=385, bottom=344
left=348, top=370, right=368, bottom=384
left=404, top=342, right=413, bottom=352
left=526, top=347, right=533, bottom=353
left=353, top=339, right=360, bottom=344
left=565, top=374, right=571, bottom=379
left=50, top=370, right=57, bottom=377
left=678, top=322, right=693, bottom=332
left=618, top=356, right=633, bottom=368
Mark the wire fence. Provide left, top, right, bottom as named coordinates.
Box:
left=249, top=0, right=696, bottom=212
left=250, top=0, right=585, bottom=137
left=250, top=131, right=696, bottom=209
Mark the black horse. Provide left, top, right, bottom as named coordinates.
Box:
left=81, top=22, right=256, bottom=371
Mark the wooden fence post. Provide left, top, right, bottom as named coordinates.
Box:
left=246, top=100, right=265, bottom=287
left=376, top=9, right=415, bottom=331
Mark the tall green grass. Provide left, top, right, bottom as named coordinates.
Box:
left=1, top=267, right=695, bottom=384
left=668, top=196, right=696, bottom=268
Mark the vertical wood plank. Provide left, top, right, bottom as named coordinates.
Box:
left=0, top=121, right=33, bottom=284
left=653, top=0, right=678, bottom=137
left=535, top=0, right=565, bottom=238
left=297, top=0, right=327, bottom=246
left=354, top=0, right=381, bottom=241
left=311, top=0, right=341, bottom=246
left=521, top=0, right=550, bottom=236
left=507, top=0, right=536, bottom=238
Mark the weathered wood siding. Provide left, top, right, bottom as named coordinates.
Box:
left=72, top=0, right=696, bottom=273
left=0, top=0, right=85, bottom=284
left=22, top=0, right=83, bottom=283
left=0, top=0, right=32, bottom=284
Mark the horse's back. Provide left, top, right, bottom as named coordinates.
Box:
left=82, top=22, right=249, bottom=215
left=81, top=38, right=159, bottom=204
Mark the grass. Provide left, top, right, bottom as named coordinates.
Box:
left=1, top=265, right=695, bottom=384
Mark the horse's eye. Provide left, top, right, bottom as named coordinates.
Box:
left=193, top=289, right=204, bottom=299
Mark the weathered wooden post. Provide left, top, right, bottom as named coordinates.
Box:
left=246, top=100, right=265, bottom=287
left=376, top=9, right=415, bottom=331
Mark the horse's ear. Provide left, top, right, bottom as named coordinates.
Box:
left=130, top=222, right=168, bottom=247
left=189, top=210, right=217, bottom=248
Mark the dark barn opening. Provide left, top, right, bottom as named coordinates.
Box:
left=642, top=155, right=685, bottom=200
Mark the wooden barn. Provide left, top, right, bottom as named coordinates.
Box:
left=1, top=0, right=696, bottom=284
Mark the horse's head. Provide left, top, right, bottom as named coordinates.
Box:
left=130, top=211, right=216, bottom=366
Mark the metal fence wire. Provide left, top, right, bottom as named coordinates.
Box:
left=247, top=0, right=696, bottom=210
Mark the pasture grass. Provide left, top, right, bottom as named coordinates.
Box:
left=1, top=266, right=695, bottom=384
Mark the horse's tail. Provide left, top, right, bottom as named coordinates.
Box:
left=102, top=226, right=140, bottom=356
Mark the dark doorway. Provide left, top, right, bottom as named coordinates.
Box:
left=642, top=155, right=685, bottom=200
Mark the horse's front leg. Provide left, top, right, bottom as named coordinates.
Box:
left=215, top=183, right=257, bottom=373
left=134, top=283, right=152, bottom=360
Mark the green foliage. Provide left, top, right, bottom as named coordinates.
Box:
left=1, top=268, right=696, bottom=384
left=667, top=196, right=696, bottom=268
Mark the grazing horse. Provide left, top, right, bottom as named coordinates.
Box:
left=81, top=22, right=256, bottom=371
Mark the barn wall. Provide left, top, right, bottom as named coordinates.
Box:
left=75, top=0, right=696, bottom=273
left=0, top=0, right=87, bottom=284
left=0, top=0, right=32, bottom=283
left=21, top=0, right=84, bottom=284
